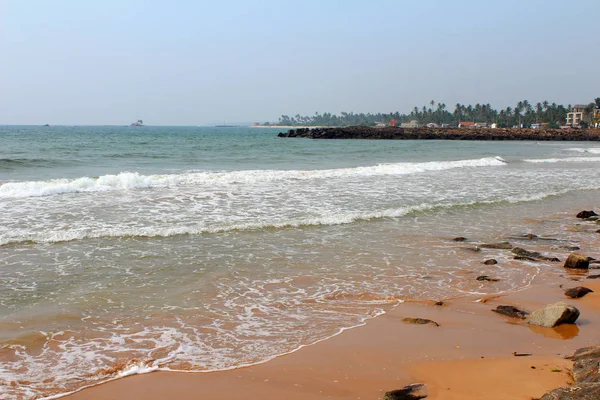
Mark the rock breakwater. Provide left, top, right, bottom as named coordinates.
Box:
left=278, top=126, right=600, bottom=141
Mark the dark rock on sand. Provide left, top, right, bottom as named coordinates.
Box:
left=576, top=210, right=598, bottom=219
left=565, top=287, right=594, bottom=299
left=528, top=302, right=580, bottom=328
left=477, top=275, right=500, bottom=282
left=383, top=383, right=427, bottom=400
left=587, top=274, right=600, bottom=280
left=514, top=255, right=538, bottom=262
left=492, top=305, right=529, bottom=319
left=480, top=241, right=512, bottom=249
left=402, top=317, right=440, bottom=327
left=564, top=253, right=590, bottom=269
left=512, top=247, right=560, bottom=262
left=452, top=237, right=467, bottom=242
left=540, top=345, right=600, bottom=400
left=483, top=259, right=498, bottom=265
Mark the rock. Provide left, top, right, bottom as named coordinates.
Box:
left=477, top=275, right=499, bottom=282
left=492, top=305, right=529, bottom=319
left=522, top=233, right=538, bottom=239
left=452, top=237, right=467, bottom=242
left=576, top=210, right=597, bottom=219
left=564, top=253, right=590, bottom=269
left=483, top=259, right=498, bottom=265
left=553, top=245, right=581, bottom=251
left=514, top=255, right=537, bottom=261
left=528, top=302, right=580, bottom=328
left=540, top=345, right=600, bottom=399
left=541, top=384, right=600, bottom=400
left=587, top=274, right=600, bottom=279
left=458, top=246, right=480, bottom=253
left=402, top=317, right=439, bottom=327
left=568, top=345, right=600, bottom=384
left=480, top=241, right=513, bottom=249
left=512, top=247, right=560, bottom=262
left=383, top=383, right=427, bottom=400
left=565, top=287, right=594, bottom=299
left=434, top=301, right=445, bottom=306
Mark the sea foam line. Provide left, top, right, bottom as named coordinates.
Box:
left=0, top=156, right=506, bottom=199
left=524, top=156, right=600, bottom=163
left=1, top=186, right=592, bottom=247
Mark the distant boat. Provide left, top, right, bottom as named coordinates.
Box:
left=131, top=119, right=144, bottom=126
left=43, top=124, right=50, bottom=127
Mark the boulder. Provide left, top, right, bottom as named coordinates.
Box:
left=383, top=383, right=427, bottom=400
left=492, top=305, right=529, bottom=319
left=483, top=259, right=498, bottom=265
left=477, top=275, right=499, bottom=282
left=541, top=384, right=600, bottom=400
left=528, top=302, right=580, bottom=328
left=402, top=317, right=439, bottom=327
left=540, top=345, right=600, bottom=399
left=564, top=253, right=590, bottom=269
left=565, top=287, right=594, bottom=299
left=452, top=237, right=467, bottom=242
left=480, top=241, right=512, bottom=249
left=576, top=210, right=597, bottom=219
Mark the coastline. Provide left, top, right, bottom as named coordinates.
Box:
left=64, top=207, right=600, bottom=400
left=277, top=126, right=600, bottom=140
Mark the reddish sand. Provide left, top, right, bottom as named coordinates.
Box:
left=65, top=277, right=600, bottom=400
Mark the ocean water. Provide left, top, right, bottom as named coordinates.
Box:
left=1, top=125, right=600, bottom=399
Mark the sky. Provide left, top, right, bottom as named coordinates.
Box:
left=0, top=0, right=598, bottom=125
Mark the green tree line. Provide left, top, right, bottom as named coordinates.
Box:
left=275, top=98, right=600, bottom=128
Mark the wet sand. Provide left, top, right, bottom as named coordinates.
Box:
left=65, top=274, right=600, bottom=400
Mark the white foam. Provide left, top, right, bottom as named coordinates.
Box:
left=565, top=147, right=600, bottom=154
left=524, top=156, right=600, bottom=163
left=0, top=157, right=506, bottom=199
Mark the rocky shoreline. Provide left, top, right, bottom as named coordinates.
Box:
left=278, top=126, right=600, bottom=141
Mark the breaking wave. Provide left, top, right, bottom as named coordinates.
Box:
left=0, top=157, right=506, bottom=199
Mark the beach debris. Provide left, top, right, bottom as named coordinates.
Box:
left=401, top=317, right=440, bottom=327
left=522, top=233, right=538, bottom=239
left=513, top=352, right=532, bottom=357
left=540, top=345, right=600, bottom=399
left=528, top=302, right=580, bottom=328
left=434, top=301, right=445, bottom=306
left=480, top=241, right=513, bottom=249
left=492, top=305, right=529, bottom=319
left=483, top=259, right=498, bottom=265
left=477, top=275, right=500, bottom=282
left=452, top=237, right=467, bottom=242
left=563, top=253, right=590, bottom=270
left=576, top=210, right=597, bottom=219
left=383, top=383, right=427, bottom=400
left=564, top=287, right=594, bottom=299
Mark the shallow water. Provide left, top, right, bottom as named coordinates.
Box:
left=1, top=126, right=600, bottom=398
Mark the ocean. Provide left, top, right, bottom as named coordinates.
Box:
left=1, top=125, right=600, bottom=399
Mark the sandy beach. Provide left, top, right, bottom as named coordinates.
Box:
left=65, top=210, right=600, bottom=400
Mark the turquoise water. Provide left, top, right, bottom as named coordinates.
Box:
left=1, top=125, right=600, bottom=399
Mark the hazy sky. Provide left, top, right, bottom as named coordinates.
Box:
left=1, top=0, right=598, bottom=125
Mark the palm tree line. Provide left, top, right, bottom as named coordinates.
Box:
left=274, top=98, right=600, bottom=128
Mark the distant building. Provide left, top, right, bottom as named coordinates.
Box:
left=566, top=104, right=588, bottom=126
left=490, top=123, right=498, bottom=129
left=401, top=120, right=419, bottom=128
left=426, top=122, right=440, bottom=128
left=458, top=121, right=475, bottom=128
left=375, top=122, right=387, bottom=127
left=389, top=119, right=398, bottom=127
